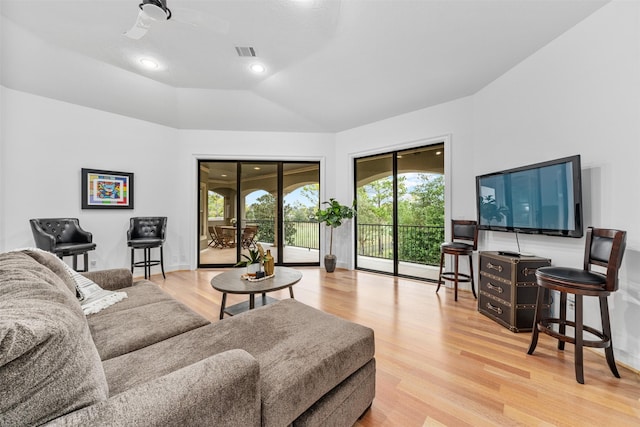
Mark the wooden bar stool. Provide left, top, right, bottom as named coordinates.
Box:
left=527, top=227, right=626, bottom=384
left=436, top=220, right=478, bottom=301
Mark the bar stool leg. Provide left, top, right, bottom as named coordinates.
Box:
left=527, top=286, right=545, bottom=355
left=83, top=252, right=89, bottom=272
left=72, top=254, right=78, bottom=271
left=160, top=246, right=166, bottom=279
left=436, top=252, right=445, bottom=293
left=130, top=248, right=135, bottom=274
left=468, top=254, right=476, bottom=299
left=144, top=247, right=150, bottom=279
left=600, top=296, right=620, bottom=378
left=575, top=294, right=584, bottom=384
left=558, top=292, right=567, bottom=351
left=453, top=254, right=459, bottom=302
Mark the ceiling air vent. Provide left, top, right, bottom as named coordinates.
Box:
left=235, top=46, right=257, bottom=57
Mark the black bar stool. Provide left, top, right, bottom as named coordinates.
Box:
left=436, top=220, right=478, bottom=301
left=127, top=217, right=167, bottom=279
left=528, top=227, right=626, bottom=384
left=30, top=218, right=96, bottom=272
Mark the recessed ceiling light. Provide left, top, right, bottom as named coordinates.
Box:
left=139, top=57, right=159, bottom=70
left=221, top=174, right=227, bottom=177
left=254, top=167, right=261, bottom=170
left=250, top=63, right=266, bottom=74
left=436, top=151, right=442, bottom=155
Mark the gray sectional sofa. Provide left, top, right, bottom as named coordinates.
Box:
left=0, top=250, right=375, bottom=426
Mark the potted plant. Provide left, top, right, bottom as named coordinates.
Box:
left=235, top=248, right=262, bottom=275
left=316, top=198, right=356, bottom=272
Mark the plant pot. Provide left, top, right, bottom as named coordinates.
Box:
left=247, top=263, right=261, bottom=275
left=324, top=254, right=337, bottom=273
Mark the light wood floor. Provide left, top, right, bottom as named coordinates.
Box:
left=146, top=268, right=640, bottom=426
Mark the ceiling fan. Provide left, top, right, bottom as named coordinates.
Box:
left=124, top=0, right=230, bottom=40
left=124, top=0, right=172, bottom=40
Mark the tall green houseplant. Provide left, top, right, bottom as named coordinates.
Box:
left=316, top=198, right=356, bottom=272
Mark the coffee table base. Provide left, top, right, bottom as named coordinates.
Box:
left=224, top=295, right=278, bottom=317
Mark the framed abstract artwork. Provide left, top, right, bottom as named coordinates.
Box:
left=81, top=168, right=134, bottom=209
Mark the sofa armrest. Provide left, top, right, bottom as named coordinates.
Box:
left=81, top=269, right=133, bottom=291
left=45, top=349, right=261, bottom=427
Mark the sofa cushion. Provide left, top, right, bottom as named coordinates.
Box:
left=22, top=249, right=77, bottom=295
left=101, top=299, right=374, bottom=426
left=0, top=252, right=108, bottom=426
left=87, top=283, right=209, bottom=361
left=87, top=281, right=174, bottom=316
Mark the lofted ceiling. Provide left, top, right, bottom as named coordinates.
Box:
left=0, top=0, right=609, bottom=132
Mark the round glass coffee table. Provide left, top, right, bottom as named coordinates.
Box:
left=211, top=266, right=303, bottom=319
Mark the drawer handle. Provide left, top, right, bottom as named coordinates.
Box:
left=486, top=282, right=504, bottom=294
left=486, top=302, right=503, bottom=315
left=522, top=267, right=537, bottom=276
left=487, top=262, right=503, bottom=272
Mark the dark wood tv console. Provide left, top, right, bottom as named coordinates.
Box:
left=478, top=251, right=551, bottom=332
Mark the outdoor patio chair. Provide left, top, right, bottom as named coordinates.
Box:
left=241, top=225, right=258, bottom=249
left=208, top=226, right=224, bottom=249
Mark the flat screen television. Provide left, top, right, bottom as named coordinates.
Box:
left=476, top=155, right=583, bottom=238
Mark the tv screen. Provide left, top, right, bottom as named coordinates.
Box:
left=476, top=155, right=583, bottom=238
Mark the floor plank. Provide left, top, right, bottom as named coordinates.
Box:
left=146, top=267, right=640, bottom=426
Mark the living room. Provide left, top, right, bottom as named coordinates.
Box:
left=1, top=0, right=639, bottom=425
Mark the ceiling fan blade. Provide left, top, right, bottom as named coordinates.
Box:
left=124, top=10, right=152, bottom=40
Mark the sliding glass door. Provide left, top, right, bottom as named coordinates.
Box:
left=355, top=143, right=445, bottom=280
left=198, top=161, right=320, bottom=267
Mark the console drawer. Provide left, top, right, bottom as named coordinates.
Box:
left=480, top=276, right=512, bottom=301
left=478, top=252, right=551, bottom=333
left=478, top=292, right=512, bottom=328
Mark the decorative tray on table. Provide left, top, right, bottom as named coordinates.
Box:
left=241, top=273, right=276, bottom=282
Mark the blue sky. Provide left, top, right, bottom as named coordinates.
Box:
left=246, top=187, right=317, bottom=207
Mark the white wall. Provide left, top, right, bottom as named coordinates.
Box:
left=1, top=87, right=335, bottom=272
left=472, top=0, right=640, bottom=370
left=2, top=88, right=180, bottom=271
left=0, top=84, right=5, bottom=252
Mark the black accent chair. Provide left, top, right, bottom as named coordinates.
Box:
left=436, top=219, right=478, bottom=301
left=127, top=217, right=167, bottom=279
left=29, top=218, right=96, bottom=272
left=528, top=227, right=626, bottom=384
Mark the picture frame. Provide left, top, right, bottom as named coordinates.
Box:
left=81, top=168, right=134, bottom=209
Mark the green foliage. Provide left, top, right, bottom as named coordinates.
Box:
left=246, top=192, right=275, bottom=220
left=234, top=249, right=262, bottom=267
left=356, top=173, right=445, bottom=265
left=207, top=191, right=224, bottom=219
left=316, top=198, right=356, bottom=228
left=299, top=184, right=319, bottom=207
left=315, top=198, right=356, bottom=255
left=245, top=190, right=311, bottom=245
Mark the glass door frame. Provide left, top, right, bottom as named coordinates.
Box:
left=353, top=141, right=447, bottom=281
left=197, top=159, right=321, bottom=268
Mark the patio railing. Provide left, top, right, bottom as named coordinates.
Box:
left=243, top=219, right=444, bottom=266
left=357, top=223, right=445, bottom=266
left=243, top=219, right=319, bottom=250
